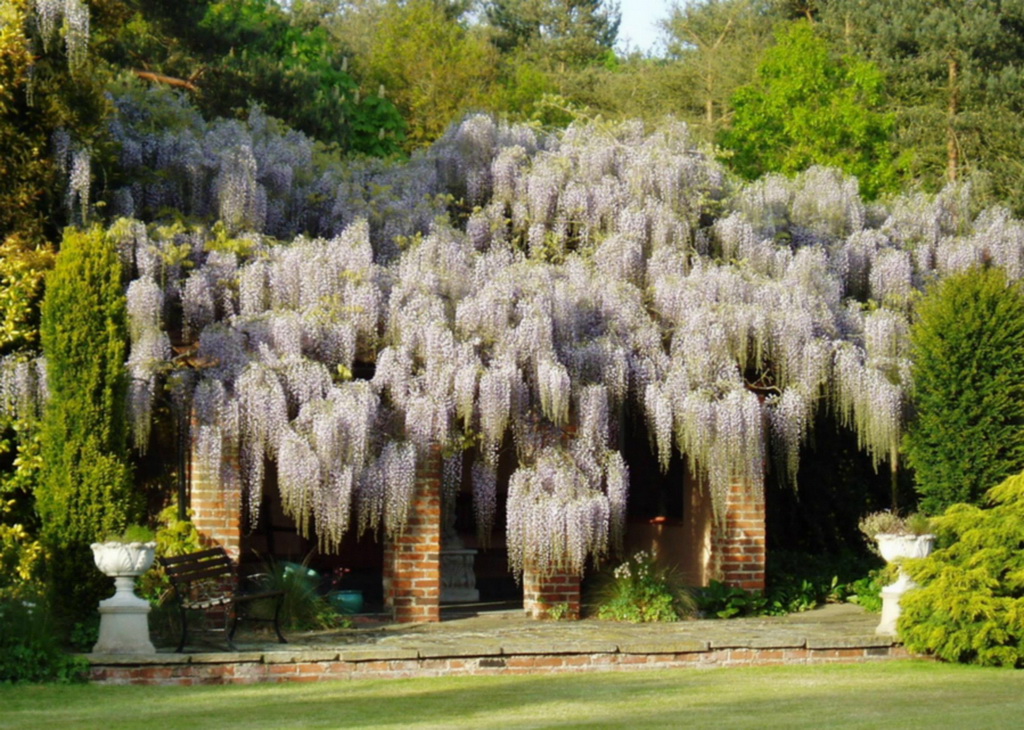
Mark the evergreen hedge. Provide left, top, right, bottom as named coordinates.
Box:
left=900, top=471, right=1024, bottom=667
left=904, top=266, right=1024, bottom=513
left=37, top=226, right=140, bottom=630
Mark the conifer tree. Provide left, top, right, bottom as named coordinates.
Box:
left=905, top=266, right=1024, bottom=513
left=37, top=225, right=139, bottom=629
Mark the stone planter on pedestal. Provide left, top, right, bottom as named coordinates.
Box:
left=90, top=541, right=157, bottom=654
left=875, top=533, right=935, bottom=636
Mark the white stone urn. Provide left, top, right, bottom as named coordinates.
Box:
left=875, top=533, right=935, bottom=636
left=90, top=541, right=157, bottom=654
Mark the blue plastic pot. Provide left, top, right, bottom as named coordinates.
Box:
left=328, top=589, right=364, bottom=615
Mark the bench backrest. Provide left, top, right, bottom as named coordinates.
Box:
left=160, top=547, right=235, bottom=590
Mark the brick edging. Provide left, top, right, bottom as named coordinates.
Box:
left=87, top=643, right=911, bottom=685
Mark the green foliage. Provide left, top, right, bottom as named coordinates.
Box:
left=820, top=0, right=1024, bottom=214
left=195, top=0, right=405, bottom=155
left=252, top=555, right=344, bottom=631
left=37, top=226, right=140, bottom=630
left=905, top=266, right=1024, bottom=514
left=595, top=550, right=693, bottom=622
left=718, top=21, right=903, bottom=199
left=0, top=239, right=54, bottom=354
left=103, top=524, right=156, bottom=543
left=484, top=0, right=621, bottom=68
left=0, top=0, right=108, bottom=244
left=899, top=471, right=1024, bottom=667
left=846, top=570, right=885, bottom=614
left=0, top=499, right=42, bottom=602
left=661, top=0, right=777, bottom=135
left=695, top=580, right=767, bottom=618
left=0, top=594, right=89, bottom=684
left=137, top=505, right=203, bottom=606
left=696, top=551, right=877, bottom=618
left=354, top=0, right=500, bottom=149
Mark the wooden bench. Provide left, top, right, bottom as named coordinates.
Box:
left=159, top=547, right=287, bottom=652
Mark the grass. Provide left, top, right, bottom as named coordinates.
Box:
left=1, top=661, right=1022, bottom=729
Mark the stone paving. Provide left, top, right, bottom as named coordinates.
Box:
left=86, top=603, right=908, bottom=684
left=253, top=602, right=893, bottom=658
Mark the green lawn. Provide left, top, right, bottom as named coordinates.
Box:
left=1, top=660, right=1022, bottom=729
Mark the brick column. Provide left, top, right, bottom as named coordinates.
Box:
left=523, top=567, right=581, bottom=620
left=189, top=431, right=243, bottom=562
left=710, top=478, right=766, bottom=591
left=384, top=446, right=441, bottom=623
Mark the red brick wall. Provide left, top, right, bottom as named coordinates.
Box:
left=384, top=446, right=441, bottom=623
left=710, top=478, right=766, bottom=591
left=523, top=567, right=581, bottom=620
left=189, top=428, right=243, bottom=562
left=88, top=644, right=910, bottom=685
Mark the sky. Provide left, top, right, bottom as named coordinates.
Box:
left=617, top=0, right=676, bottom=56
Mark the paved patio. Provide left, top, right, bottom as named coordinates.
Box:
left=86, top=603, right=913, bottom=685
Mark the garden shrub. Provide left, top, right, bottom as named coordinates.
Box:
left=0, top=594, right=89, bottom=684
left=899, top=470, right=1024, bottom=667
left=905, top=266, right=1024, bottom=513
left=595, top=550, right=693, bottom=622
left=37, top=225, right=141, bottom=630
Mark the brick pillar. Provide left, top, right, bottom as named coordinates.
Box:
left=523, top=567, right=581, bottom=620
left=384, top=446, right=441, bottom=623
left=189, top=429, right=243, bottom=562
left=710, top=477, right=766, bottom=592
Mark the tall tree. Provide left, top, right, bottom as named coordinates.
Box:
left=37, top=226, right=140, bottom=628
left=718, top=21, right=902, bottom=198
left=350, top=0, right=500, bottom=149
left=485, top=0, right=621, bottom=68
left=661, top=0, right=776, bottom=134
left=822, top=0, right=1024, bottom=211
left=905, top=266, right=1024, bottom=514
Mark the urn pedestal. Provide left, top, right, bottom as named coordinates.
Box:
left=90, top=541, right=157, bottom=654
left=875, top=534, right=934, bottom=637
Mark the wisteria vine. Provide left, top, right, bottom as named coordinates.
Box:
left=31, top=95, right=1024, bottom=580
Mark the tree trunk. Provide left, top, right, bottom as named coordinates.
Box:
left=947, top=57, right=959, bottom=183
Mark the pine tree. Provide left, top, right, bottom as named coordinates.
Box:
left=484, top=0, right=621, bottom=68
left=822, top=0, right=1024, bottom=212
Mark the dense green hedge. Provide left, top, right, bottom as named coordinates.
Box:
left=905, top=267, right=1024, bottom=513
left=37, top=226, right=140, bottom=629
left=899, top=471, right=1024, bottom=667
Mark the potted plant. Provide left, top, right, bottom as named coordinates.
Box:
left=857, top=511, right=935, bottom=636
left=91, top=525, right=158, bottom=578
left=90, top=525, right=158, bottom=653
left=858, top=510, right=935, bottom=562
left=326, top=567, right=364, bottom=615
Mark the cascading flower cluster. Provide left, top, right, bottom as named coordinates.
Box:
left=83, top=103, right=1024, bottom=580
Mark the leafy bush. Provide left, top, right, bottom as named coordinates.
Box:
left=846, top=571, right=886, bottom=613
left=0, top=595, right=89, bottom=684
left=899, top=471, right=1024, bottom=667
left=696, top=551, right=879, bottom=618
left=905, top=266, right=1024, bottom=513
left=0, top=500, right=42, bottom=601
left=595, top=551, right=693, bottom=622
left=695, top=581, right=767, bottom=619
left=250, top=555, right=347, bottom=631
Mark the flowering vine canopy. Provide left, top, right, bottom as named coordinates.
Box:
left=5, top=94, right=1020, bottom=577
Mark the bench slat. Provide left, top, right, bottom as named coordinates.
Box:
left=164, top=562, right=233, bottom=584
left=161, top=547, right=227, bottom=566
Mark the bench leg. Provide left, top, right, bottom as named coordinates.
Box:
left=175, top=605, right=188, bottom=653
left=226, top=605, right=240, bottom=650
left=272, top=594, right=287, bottom=644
